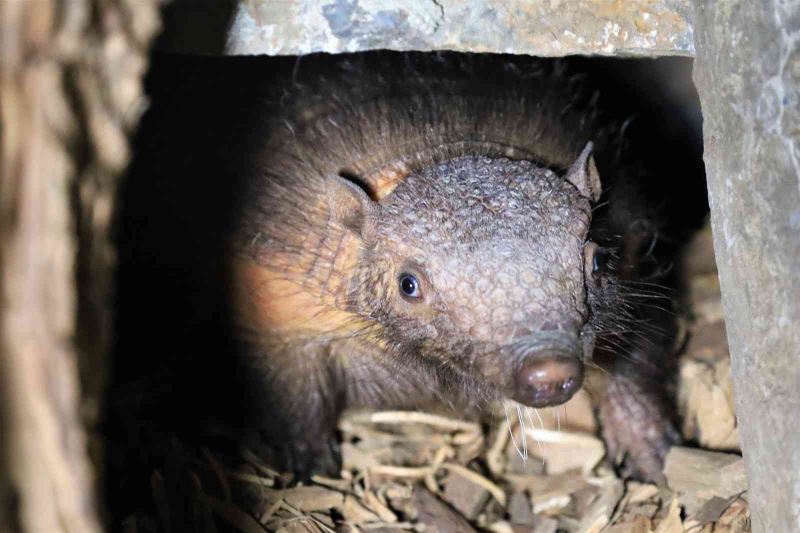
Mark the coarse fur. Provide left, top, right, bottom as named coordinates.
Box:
left=226, top=52, right=683, bottom=482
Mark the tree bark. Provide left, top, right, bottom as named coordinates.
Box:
left=0, top=2, right=161, bottom=531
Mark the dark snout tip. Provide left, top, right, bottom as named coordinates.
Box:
left=513, top=354, right=584, bottom=408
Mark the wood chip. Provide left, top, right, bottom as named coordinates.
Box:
left=683, top=221, right=718, bottom=277
left=576, top=477, right=624, bottom=533
left=412, top=487, right=478, bottom=533
left=627, top=482, right=660, bottom=504
left=605, top=515, right=653, bottom=533
left=506, top=471, right=587, bottom=514
left=277, top=486, right=345, bottom=512
left=342, top=495, right=381, bottom=524
left=521, top=428, right=605, bottom=475
left=440, top=469, right=490, bottom=520
left=360, top=522, right=417, bottom=531
left=531, top=515, right=559, bottom=533
left=368, top=464, right=434, bottom=480
left=341, top=441, right=383, bottom=472
left=488, top=519, right=555, bottom=533
left=352, top=410, right=480, bottom=433
left=487, top=520, right=516, bottom=533
left=717, top=497, right=750, bottom=532
left=486, top=422, right=512, bottom=477
left=663, top=447, right=747, bottom=510
left=441, top=462, right=506, bottom=506
left=679, top=357, right=740, bottom=451
left=363, top=490, right=398, bottom=523
left=507, top=492, right=534, bottom=526
left=654, top=498, right=683, bottom=533
left=309, top=512, right=336, bottom=529
left=311, top=476, right=353, bottom=491
left=687, top=275, right=725, bottom=324
left=691, top=495, right=740, bottom=525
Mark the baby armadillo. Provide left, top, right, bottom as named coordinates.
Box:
left=230, top=52, right=683, bottom=482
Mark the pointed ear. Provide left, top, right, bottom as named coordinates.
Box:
left=324, top=174, right=377, bottom=238
left=565, top=142, right=602, bottom=202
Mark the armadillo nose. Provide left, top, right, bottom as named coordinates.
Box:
left=513, top=355, right=583, bottom=408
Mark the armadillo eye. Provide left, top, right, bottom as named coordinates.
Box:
left=398, top=273, right=421, bottom=299
left=592, top=246, right=610, bottom=274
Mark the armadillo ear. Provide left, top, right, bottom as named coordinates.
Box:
left=565, top=142, right=602, bottom=203
left=325, top=174, right=377, bottom=238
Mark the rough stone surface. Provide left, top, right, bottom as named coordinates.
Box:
left=157, top=0, right=694, bottom=57
left=693, top=1, right=800, bottom=531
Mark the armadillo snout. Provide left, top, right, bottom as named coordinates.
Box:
left=513, top=354, right=583, bottom=407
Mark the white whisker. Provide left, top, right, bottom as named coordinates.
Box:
left=516, top=404, right=528, bottom=462
left=504, top=402, right=526, bottom=463
left=533, top=407, right=546, bottom=431
left=525, top=407, right=545, bottom=464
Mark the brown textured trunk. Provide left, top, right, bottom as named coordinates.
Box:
left=0, top=2, right=160, bottom=531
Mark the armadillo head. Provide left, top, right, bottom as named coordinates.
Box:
left=326, top=143, right=608, bottom=408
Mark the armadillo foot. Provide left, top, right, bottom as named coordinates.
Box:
left=598, top=376, right=681, bottom=485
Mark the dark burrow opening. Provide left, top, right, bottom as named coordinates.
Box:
left=107, top=50, right=715, bottom=530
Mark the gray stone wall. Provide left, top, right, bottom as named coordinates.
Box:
left=693, top=2, right=800, bottom=531
left=158, top=0, right=695, bottom=57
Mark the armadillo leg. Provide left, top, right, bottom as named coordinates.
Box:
left=597, top=368, right=681, bottom=484
left=595, top=218, right=683, bottom=484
